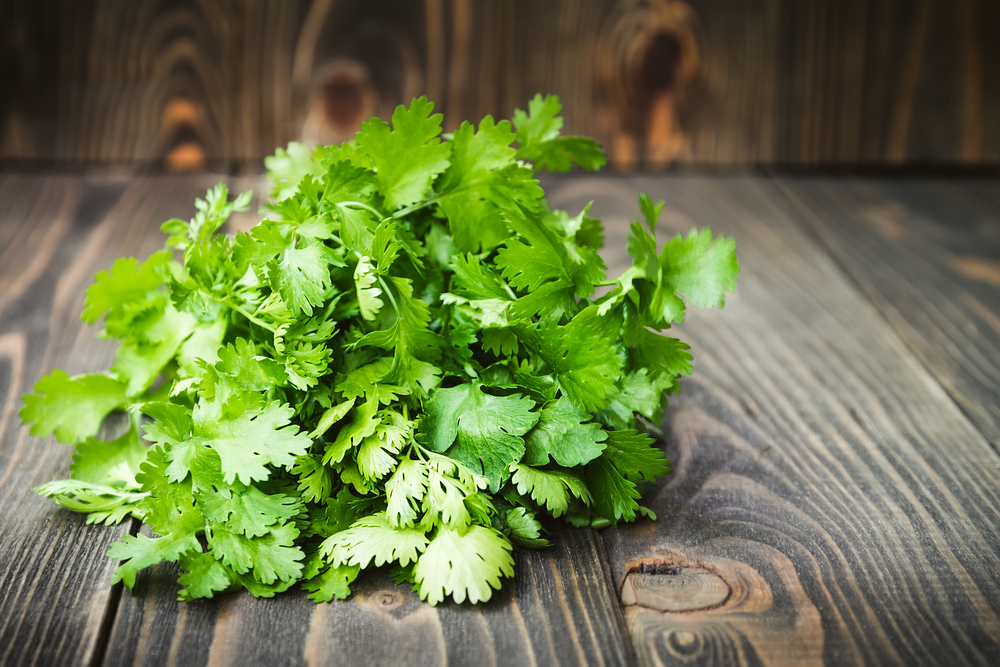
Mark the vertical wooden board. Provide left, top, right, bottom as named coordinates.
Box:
left=547, top=175, right=1000, bottom=666
left=104, top=526, right=633, bottom=667
left=4, top=0, right=998, bottom=165
left=771, top=177, right=1000, bottom=450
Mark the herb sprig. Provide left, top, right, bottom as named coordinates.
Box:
left=20, top=95, right=738, bottom=604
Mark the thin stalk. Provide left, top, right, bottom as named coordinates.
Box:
left=392, top=195, right=442, bottom=219
left=377, top=275, right=401, bottom=317
left=337, top=201, right=385, bottom=219
left=218, top=296, right=278, bottom=333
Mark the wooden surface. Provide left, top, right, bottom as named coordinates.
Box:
left=2, top=0, right=998, bottom=167
left=2, top=171, right=999, bottom=666
left=771, top=176, right=1000, bottom=450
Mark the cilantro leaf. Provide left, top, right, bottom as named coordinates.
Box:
left=192, top=401, right=312, bottom=486
left=33, top=479, right=147, bottom=525
left=603, top=430, right=671, bottom=482
left=302, top=563, right=361, bottom=602
left=599, top=369, right=668, bottom=429
left=20, top=370, right=128, bottom=444
left=267, top=242, right=335, bottom=317
left=509, top=463, right=592, bottom=518
left=208, top=522, right=304, bottom=584
left=660, top=228, right=740, bottom=311
left=522, top=396, right=607, bottom=467
left=109, top=530, right=203, bottom=591
left=112, top=305, right=196, bottom=396
left=320, top=512, right=429, bottom=568
left=355, top=97, right=451, bottom=210
left=437, top=116, right=517, bottom=252
left=513, top=94, right=606, bottom=172
left=178, top=551, right=234, bottom=600
left=353, top=256, right=383, bottom=321
left=504, top=507, right=551, bottom=548
left=386, top=458, right=428, bottom=528
left=82, top=251, right=170, bottom=323
left=414, top=525, right=514, bottom=605
left=586, top=456, right=640, bottom=524
left=197, top=485, right=301, bottom=538
left=70, top=427, right=147, bottom=487
left=533, top=310, right=624, bottom=413
left=418, top=384, right=538, bottom=491
left=264, top=141, right=322, bottom=200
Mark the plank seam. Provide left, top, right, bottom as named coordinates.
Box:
left=591, top=530, right=640, bottom=666
left=90, top=517, right=140, bottom=667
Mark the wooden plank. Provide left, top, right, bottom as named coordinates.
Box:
left=547, top=176, right=1000, bottom=666
left=771, top=177, right=1000, bottom=451
left=104, top=526, right=633, bottom=667
left=0, top=174, right=236, bottom=666
left=0, top=175, right=131, bottom=667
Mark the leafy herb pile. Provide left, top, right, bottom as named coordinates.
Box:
left=20, top=95, right=738, bottom=605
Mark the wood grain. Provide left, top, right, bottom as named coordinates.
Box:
left=0, top=174, right=247, bottom=666
left=771, top=177, right=1000, bottom=453
left=547, top=176, right=1000, bottom=666
left=0, top=175, right=131, bottom=667
left=103, top=523, right=634, bottom=666
left=2, top=0, right=997, bottom=167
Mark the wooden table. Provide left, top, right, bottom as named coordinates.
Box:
left=1, top=171, right=998, bottom=666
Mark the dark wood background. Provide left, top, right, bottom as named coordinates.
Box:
left=2, top=0, right=998, bottom=170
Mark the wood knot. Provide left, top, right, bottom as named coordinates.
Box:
left=621, top=565, right=730, bottom=612
left=303, top=60, right=376, bottom=145
left=666, top=629, right=703, bottom=657
left=371, top=590, right=402, bottom=611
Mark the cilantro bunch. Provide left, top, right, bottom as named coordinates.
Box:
left=20, top=95, right=738, bottom=605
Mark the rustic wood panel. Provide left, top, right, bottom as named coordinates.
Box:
left=771, top=177, right=1000, bottom=452
left=2, top=0, right=997, bottom=167
left=546, top=176, right=1000, bottom=666
left=104, top=526, right=633, bottom=667
left=0, top=0, right=309, bottom=168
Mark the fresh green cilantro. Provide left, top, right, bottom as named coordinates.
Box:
left=414, top=525, right=514, bottom=605
left=20, top=94, right=737, bottom=605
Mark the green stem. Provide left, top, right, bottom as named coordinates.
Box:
left=337, top=201, right=384, bottom=219
left=218, top=296, right=278, bottom=333
left=393, top=195, right=442, bottom=219
left=410, top=441, right=428, bottom=462
left=377, top=275, right=401, bottom=317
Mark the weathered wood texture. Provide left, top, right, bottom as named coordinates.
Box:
left=772, top=177, right=1000, bottom=452
left=545, top=176, right=1000, bottom=666
left=104, top=525, right=633, bottom=667
left=0, top=176, right=125, bottom=666
left=0, top=174, right=634, bottom=667
left=2, top=0, right=997, bottom=167
left=0, top=175, right=238, bottom=666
